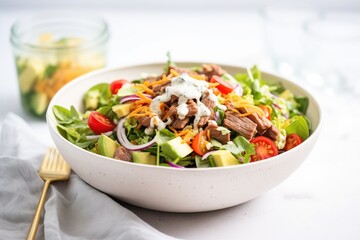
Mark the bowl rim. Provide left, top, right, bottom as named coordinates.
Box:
left=47, top=61, right=322, bottom=172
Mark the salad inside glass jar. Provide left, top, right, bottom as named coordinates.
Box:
left=11, top=15, right=109, bottom=117
left=53, top=59, right=310, bottom=168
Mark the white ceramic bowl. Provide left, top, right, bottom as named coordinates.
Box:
left=47, top=62, right=322, bottom=212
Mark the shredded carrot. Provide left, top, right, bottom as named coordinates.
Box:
left=127, top=106, right=147, bottom=118
left=159, top=103, right=169, bottom=121
left=176, top=129, right=190, bottom=137
left=206, top=129, right=211, bottom=140
left=168, top=126, right=178, bottom=134
left=131, top=113, right=155, bottom=118
left=134, top=100, right=150, bottom=106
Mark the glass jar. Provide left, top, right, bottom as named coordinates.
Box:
left=10, top=14, right=109, bottom=118
left=301, top=13, right=360, bottom=95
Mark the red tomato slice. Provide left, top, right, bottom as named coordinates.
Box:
left=210, top=75, right=236, bottom=94
left=259, top=105, right=271, bottom=120
left=250, top=136, right=278, bottom=162
left=192, top=131, right=208, bottom=156
left=284, top=133, right=303, bottom=151
left=88, top=111, right=116, bottom=134
left=110, top=79, right=128, bottom=95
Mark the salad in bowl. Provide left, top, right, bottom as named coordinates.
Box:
left=53, top=60, right=310, bottom=169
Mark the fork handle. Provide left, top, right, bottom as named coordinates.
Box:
left=27, top=179, right=51, bottom=240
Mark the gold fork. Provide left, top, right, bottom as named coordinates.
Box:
left=27, top=148, right=71, bottom=240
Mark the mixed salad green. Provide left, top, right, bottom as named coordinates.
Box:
left=53, top=60, right=310, bottom=168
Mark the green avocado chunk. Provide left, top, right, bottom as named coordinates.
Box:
left=112, top=103, right=134, bottom=118
left=30, top=92, right=48, bottom=116
left=18, top=65, right=38, bottom=93
left=132, top=151, right=156, bottom=165
left=98, top=134, right=119, bottom=158
left=211, top=150, right=239, bottom=167
left=84, top=90, right=100, bottom=110
left=161, top=136, right=193, bottom=160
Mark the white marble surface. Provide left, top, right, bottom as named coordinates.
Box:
left=1, top=7, right=360, bottom=240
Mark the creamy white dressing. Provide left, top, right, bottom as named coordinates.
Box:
left=207, top=91, right=226, bottom=111
left=216, top=126, right=231, bottom=135
left=145, top=116, right=167, bottom=135
left=193, top=101, right=211, bottom=130
left=208, top=120, right=218, bottom=126
left=147, top=74, right=227, bottom=133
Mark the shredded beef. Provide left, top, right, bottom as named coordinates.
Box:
left=163, top=104, right=177, bottom=121
left=137, top=116, right=151, bottom=127
left=186, top=100, right=198, bottom=117
left=152, top=81, right=171, bottom=95
left=264, top=125, right=279, bottom=140
left=199, top=64, right=226, bottom=80
left=223, top=111, right=257, bottom=139
left=239, top=108, right=279, bottom=138
left=244, top=111, right=272, bottom=134
left=143, top=75, right=161, bottom=83
left=197, top=92, right=216, bottom=127
left=113, top=146, right=132, bottom=162
left=197, top=117, right=208, bottom=128
left=168, top=66, right=198, bottom=76
left=205, top=122, right=230, bottom=144
left=171, top=117, right=190, bottom=129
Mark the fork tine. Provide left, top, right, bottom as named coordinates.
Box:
left=39, top=147, right=71, bottom=180
left=27, top=147, right=71, bottom=240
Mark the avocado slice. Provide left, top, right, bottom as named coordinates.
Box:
left=161, top=136, right=193, bottom=160
left=17, top=58, right=46, bottom=94
left=112, top=103, right=134, bottom=118
left=84, top=90, right=100, bottom=110
left=132, top=151, right=156, bottom=165
left=211, top=150, right=239, bottom=167
left=98, top=134, right=119, bottom=158
left=18, top=65, right=38, bottom=93
left=30, top=92, right=48, bottom=116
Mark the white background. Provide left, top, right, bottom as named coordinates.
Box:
left=1, top=1, right=360, bottom=239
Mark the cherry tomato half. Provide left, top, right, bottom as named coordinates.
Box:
left=250, top=136, right=278, bottom=162
left=110, top=79, right=129, bottom=95
left=284, top=133, right=303, bottom=151
left=259, top=105, right=272, bottom=120
left=192, top=131, right=208, bottom=156
left=210, top=75, right=236, bottom=95
left=88, top=111, right=116, bottom=134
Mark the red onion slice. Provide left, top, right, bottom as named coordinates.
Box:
left=272, top=103, right=282, bottom=109
left=86, top=130, right=113, bottom=140
left=120, top=94, right=152, bottom=104
left=165, top=160, right=185, bottom=168
left=233, top=84, right=243, bottom=96
left=201, top=151, right=217, bottom=161
left=214, top=111, right=220, bottom=122
left=117, top=118, right=156, bottom=151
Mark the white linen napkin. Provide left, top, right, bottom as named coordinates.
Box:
left=0, top=113, right=179, bottom=240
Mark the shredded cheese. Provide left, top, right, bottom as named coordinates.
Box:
left=149, top=75, right=170, bottom=86
left=135, top=84, right=154, bottom=95
left=169, top=69, right=179, bottom=77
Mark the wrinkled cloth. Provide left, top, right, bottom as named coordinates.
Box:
left=0, top=113, right=178, bottom=240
